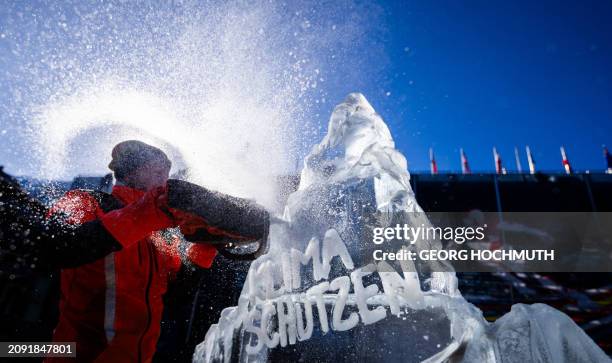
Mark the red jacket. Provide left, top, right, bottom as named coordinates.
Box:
left=46, top=185, right=217, bottom=363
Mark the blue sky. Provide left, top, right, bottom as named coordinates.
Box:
left=1, top=0, right=611, bottom=176
left=351, top=0, right=612, bottom=173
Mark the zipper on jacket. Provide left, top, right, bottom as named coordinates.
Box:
left=137, top=242, right=154, bottom=362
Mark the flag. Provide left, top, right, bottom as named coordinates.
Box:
left=526, top=145, right=536, bottom=174
left=429, top=148, right=438, bottom=175
left=604, top=145, right=612, bottom=174
left=460, top=148, right=471, bottom=174
left=560, top=146, right=572, bottom=174
left=514, top=147, right=523, bottom=173
left=493, top=147, right=505, bottom=174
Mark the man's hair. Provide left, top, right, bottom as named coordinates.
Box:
left=108, top=140, right=171, bottom=181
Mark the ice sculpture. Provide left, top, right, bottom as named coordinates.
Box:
left=194, top=94, right=609, bottom=362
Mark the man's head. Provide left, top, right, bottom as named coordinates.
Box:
left=108, top=140, right=171, bottom=191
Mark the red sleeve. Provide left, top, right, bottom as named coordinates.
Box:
left=162, top=236, right=216, bottom=280
left=186, top=243, right=217, bottom=269
left=47, top=190, right=102, bottom=224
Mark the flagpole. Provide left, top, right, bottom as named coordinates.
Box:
left=560, top=146, right=572, bottom=174
left=493, top=147, right=498, bottom=174
left=460, top=148, right=471, bottom=174
left=514, top=147, right=522, bottom=173
left=603, top=145, right=612, bottom=174
left=493, top=147, right=505, bottom=174
left=429, top=148, right=438, bottom=175
left=526, top=145, right=536, bottom=174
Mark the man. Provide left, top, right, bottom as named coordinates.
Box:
left=0, top=166, right=172, bottom=273
left=45, top=141, right=220, bottom=363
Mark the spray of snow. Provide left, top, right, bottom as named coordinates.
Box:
left=1, top=1, right=387, bottom=208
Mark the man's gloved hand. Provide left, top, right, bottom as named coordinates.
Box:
left=185, top=243, right=218, bottom=268
left=100, top=185, right=176, bottom=248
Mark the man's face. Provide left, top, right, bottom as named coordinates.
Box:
left=124, top=159, right=171, bottom=191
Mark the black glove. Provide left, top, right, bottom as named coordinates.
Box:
left=166, top=179, right=270, bottom=260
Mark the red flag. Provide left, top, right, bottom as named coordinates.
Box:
left=429, top=148, right=438, bottom=175
left=493, top=147, right=505, bottom=174
left=460, top=148, right=471, bottom=174
left=560, top=146, right=572, bottom=174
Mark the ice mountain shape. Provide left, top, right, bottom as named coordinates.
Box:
left=193, top=93, right=609, bottom=363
